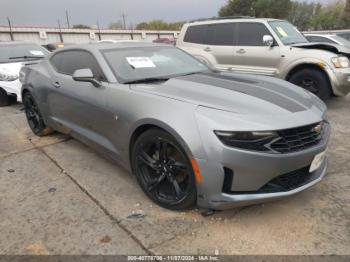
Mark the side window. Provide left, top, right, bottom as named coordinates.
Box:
left=184, top=25, right=207, bottom=44
left=206, top=23, right=235, bottom=46
left=50, top=53, right=62, bottom=71
left=50, top=50, right=106, bottom=81
left=237, top=23, right=272, bottom=46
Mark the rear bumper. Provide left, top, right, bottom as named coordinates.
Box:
left=327, top=67, right=350, bottom=96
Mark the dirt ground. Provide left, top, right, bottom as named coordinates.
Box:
left=0, top=96, right=349, bottom=255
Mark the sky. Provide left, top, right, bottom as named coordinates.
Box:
left=0, top=0, right=331, bottom=28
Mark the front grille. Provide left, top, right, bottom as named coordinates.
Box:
left=268, top=122, right=326, bottom=154
left=258, top=166, right=313, bottom=193
left=225, top=166, right=321, bottom=195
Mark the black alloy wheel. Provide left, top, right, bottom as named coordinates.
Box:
left=132, top=129, right=197, bottom=210
left=23, top=92, right=53, bottom=136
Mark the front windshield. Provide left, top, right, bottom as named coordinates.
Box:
left=101, top=46, right=209, bottom=83
left=0, top=44, right=49, bottom=63
left=269, top=21, right=308, bottom=45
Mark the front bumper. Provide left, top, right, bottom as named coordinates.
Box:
left=195, top=117, right=330, bottom=210
left=203, top=159, right=327, bottom=210
left=326, top=67, right=350, bottom=96
left=0, top=79, right=22, bottom=102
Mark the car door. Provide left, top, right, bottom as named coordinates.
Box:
left=231, top=22, right=281, bottom=76
left=48, top=50, right=114, bottom=151
left=203, top=23, right=237, bottom=71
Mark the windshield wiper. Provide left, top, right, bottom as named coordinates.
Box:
left=9, top=55, right=44, bottom=60
left=124, top=77, right=169, bottom=84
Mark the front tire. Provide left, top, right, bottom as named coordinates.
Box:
left=288, top=68, right=332, bottom=101
left=131, top=129, right=197, bottom=210
left=0, top=87, right=10, bottom=107
left=23, top=92, right=53, bottom=136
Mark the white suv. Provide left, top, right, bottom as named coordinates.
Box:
left=177, top=18, right=350, bottom=100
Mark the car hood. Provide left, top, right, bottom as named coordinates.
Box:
left=0, top=62, right=23, bottom=76
left=131, top=72, right=325, bottom=115
left=291, top=42, right=350, bottom=56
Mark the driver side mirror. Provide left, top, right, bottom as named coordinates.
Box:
left=263, top=35, right=274, bottom=47
left=72, top=68, right=101, bottom=88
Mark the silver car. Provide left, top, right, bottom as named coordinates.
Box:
left=21, top=42, right=330, bottom=210
left=304, top=33, right=350, bottom=47
left=177, top=18, right=350, bottom=101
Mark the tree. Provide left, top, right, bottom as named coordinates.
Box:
left=309, top=1, right=345, bottom=30
left=108, top=21, right=123, bottom=30
left=254, top=0, right=292, bottom=19
left=287, top=2, right=317, bottom=31
left=72, top=24, right=91, bottom=29
left=342, top=0, right=350, bottom=27
left=219, top=0, right=292, bottom=19
left=135, top=20, right=185, bottom=30
left=219, top=0, right=256, bottom=17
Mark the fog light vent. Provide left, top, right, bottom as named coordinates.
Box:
left=222, top=167, right=234, bottom=194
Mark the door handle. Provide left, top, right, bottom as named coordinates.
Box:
left=204, top=47, right=211, bottom=52
left=52, top=81, right=61, bottom=88
left=236, top=49, right=246, bottom=54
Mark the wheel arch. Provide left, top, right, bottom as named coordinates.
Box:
left=128, top=119, right=194, bottom=167
left=285, top=63, right=333, bottom=94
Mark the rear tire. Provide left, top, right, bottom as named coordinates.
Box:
left=131, top=129, right=197, bottom=210
left=23, top=92, right=54, bottom=136
left=288, top=68, right=332, bottom=101
left=0, top=87, right=10, bottom=107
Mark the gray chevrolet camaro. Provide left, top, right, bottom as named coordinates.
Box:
left=21, top=42, right=330, bottom=210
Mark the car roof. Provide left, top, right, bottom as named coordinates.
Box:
left=57, top=42, right=171, bottom=52
left=187, top=17, right=282, bottom=25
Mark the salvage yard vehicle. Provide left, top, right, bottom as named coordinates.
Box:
left=21, top=42, right=330, bottom=210
left=304, top=33, right=350, bottom=48
left=0, top=41, right=49, bottom=106
left=177, top=17, right=350, bottom=101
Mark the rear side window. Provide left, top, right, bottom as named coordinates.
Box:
left=207, top=23, right=235, bottom=46
left=184, top=25, right=207, bottom=44
left=50, top=50, right=106, bottom=81
left=237, top=23, right=272, bottom=46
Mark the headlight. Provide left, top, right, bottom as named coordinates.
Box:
left=0, top=69, right=19, bottom=81
left=331, top=56, right=350, bottom=68
left=214, top=130, right=278, bottom=151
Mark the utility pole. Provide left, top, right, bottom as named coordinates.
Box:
left=65, top=10, right=71, bottom=29
left=121, top=13, right=127, bottom=30
left=57, top=19, right=63, bottom=43
left=7, top=17, right=14, bottom=41
left=97, top=20, right=102, bottom=40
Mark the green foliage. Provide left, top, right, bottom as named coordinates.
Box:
left=288, top=2, right=320, bottom=31
left=136, top=20, right=185, bottom=30
left=309, top=1, right=345, bottom=30
left=219, top=0, right=348, bottom=30
left=254, top=0, right=292, bottom=19
left=342, top=0, right=350, bottom=27
left=72, top=24, right=91, bottom=29
left=219, top=0, right=256, bottom=17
